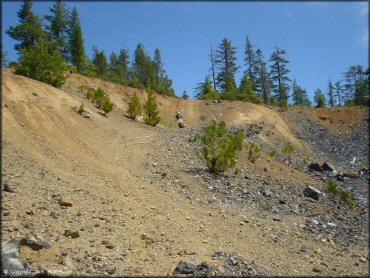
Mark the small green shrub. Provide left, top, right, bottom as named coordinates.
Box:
left=268, top=149, right=276, bottom=157
left=188, top=136, right=198, bottom=143
left=327, top=180, right=338, bottom=195
left=198, top=120, right=245, bottom=173
left=78, top=85, right=89, bottom=95
left=78, top=102, right=85, bottom=114
left=234, top=168, right=241, bottom=175
left=339, top=190, right=356, bottom=209
left=283, top=143, right=294, bottom=154
left=127, top=93, right=142, bottom=120
left=303, top=157, right=310, bottom=164
left=85, top=87, right=114, bottom=115
left=248, top=143, right=261, bottom=163
left=101, top=97, right=114, bottom=115
left=327, top=180, right=356, bottom=209
left=85, top=89, right=95, bottom=100
left=93, top=88, right=107, bottom=108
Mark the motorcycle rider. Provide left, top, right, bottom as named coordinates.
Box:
left=175, top=112, right=185, bottom=128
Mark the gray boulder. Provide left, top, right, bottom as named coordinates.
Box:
left=1, top=239, right=26, bottom=274
left=303, top=186, right=321, bottom=200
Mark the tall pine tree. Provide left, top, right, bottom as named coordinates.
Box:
left=292, top=79, right=310, bottom=106
left=153, top=48, right=164, bottom=87
left=6, top=0, right=45, bottom=52
left=214, top=38, right=239, bottom=93
left=44, top=0, right=70, bottom=60
left=244, top=36, right=258, bottom=89
left=209, top=45, right=217, bottom=91
left=132, top=43, right=156, bottom=88
left=334, top=81, right=343, bottom=106
left=118, top=48, right=129, bottom=81
left=255, top=49, right=272, bottom=105
left=344, top=65, right=369, bottom=106
left=327, top=79, right=335, bottom=107
left=68, top=7, right=85, bottom=72
left=269, top=45, right=291, bottom=107
left=92, top=46, right=108, bottom=76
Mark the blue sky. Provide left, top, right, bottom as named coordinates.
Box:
left=2, top=1, right=368, bottom=100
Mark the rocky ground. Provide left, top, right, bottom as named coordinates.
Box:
left=1, top=71, right=369, bottom=276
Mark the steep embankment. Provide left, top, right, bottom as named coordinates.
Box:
left=2, top=70, right=368, bottom=276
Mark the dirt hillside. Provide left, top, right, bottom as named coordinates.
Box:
left=2, top=70, right=368, bottom=276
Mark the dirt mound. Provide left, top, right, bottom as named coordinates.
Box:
left=2, top=70, right=368, bottom=276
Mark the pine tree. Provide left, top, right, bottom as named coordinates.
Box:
left=182, top=90, right=189, bottom=100
left=6, top=0, right=45, bottom=52
left=255, top=49, right=272, bottom=105
left=132, top=43, right=156, bottom=88
left=44, top=0, right=70, bottom=60
left=153, top=48, right=164, bottom=87
left=118, top=48, right=129, bottom=81
left=15, top=40, right=66, bottom=87
left=144, top=90, right=161, bottom=126
left=195, top=76, right=219, bottom=100
left=292, top=79, right=311, bottom=106
left=327, top=79, right=335, bottom=107
left=209, top=45, right=217, bottom=91
left=314, top=89, right=326, bottom=108
left=244, top=36, right=258, bottom=88
left=127, top=93, right=142, bottom=120
left=214, top=38, right=239, bottom=92
left=354, top=68, right=369, bottom=106
left=110, top=51, right=119, bottom=71
left=343, top=65, right=369, bottom=106
left=269, top=45, right=291, bottom=107
left=68, top=7, right=85, bottom=72
left=334, top=81, right=343, bottom=106
left=92, top=46, right=108, bottom=76
left=101, top=97, right=114, bottom=115
left=343, top=65, right=369, bottom=105
left=237, top=73, right=258, bottom=102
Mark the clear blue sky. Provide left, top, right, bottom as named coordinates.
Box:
left=2, top=1, right=368, bottom=100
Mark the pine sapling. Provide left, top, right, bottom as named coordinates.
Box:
left=127, top=93, right=142, bottom=120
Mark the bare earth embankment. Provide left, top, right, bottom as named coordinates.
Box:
left=2, top=70, right=369, bottom=276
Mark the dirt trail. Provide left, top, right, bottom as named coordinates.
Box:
left=2, top=70, right=368, bottom=276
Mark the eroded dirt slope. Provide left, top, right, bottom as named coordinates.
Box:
left=2, top=70, right=368, bottom=276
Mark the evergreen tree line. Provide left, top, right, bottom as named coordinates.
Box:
left=195, top=37, right=369, bottom=107
left=6, top=0, right=175, bottom=96
left=314, top=66, right=369, bottom=108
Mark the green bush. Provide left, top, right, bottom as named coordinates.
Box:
left=268, top=149, right=277, bottom=157
left=85, top=87, right=114, bottom=115
left=327, top=180, right=356, bottom=209
left=93, top=88, right=107, bottom=108
left=127, top=93, right=142, bottom=120
left=327, top=180, right=338, bottom=195
left=283, top=143, right=294, bottom=154
left=78, top=102, right=85, bottom=114
left=339, top=190, right=356, bottom=209
left=101, top=97, right=114, bottom=115
left=143, top=90, right=160, bottom=126
left=248, top=143, right=261, bottom=163
left=15, top=40, right=66, bottom=88
left=198, top=120, right=245, bottom=173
